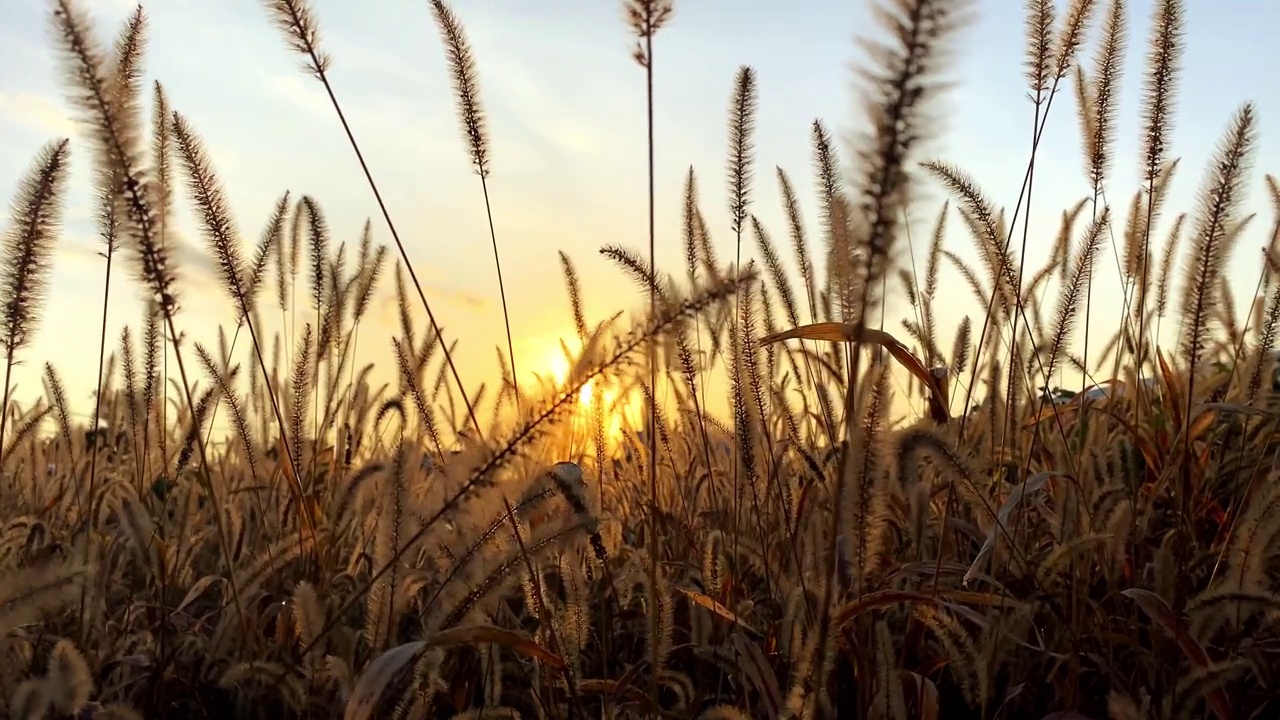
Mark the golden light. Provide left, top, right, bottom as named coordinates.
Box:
left=527, top=333, right=632, bottom=445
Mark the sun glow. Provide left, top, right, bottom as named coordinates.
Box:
left=534, top=339, right=631, bottom=447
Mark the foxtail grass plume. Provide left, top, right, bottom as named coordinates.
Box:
left=49, top=0, right=178, bottom=316
left=0, top=139, right=69, bottom=362
left=848, top=0, right=972, bottom=320
left=430, top=0, right=521, bottom=410
left=264, top=0, right=331, bottom=79
left=1180, top=103, right=1257, bottom=374
left=0, top=139, right=70, bottom=462
left=1024, top=0, right=1055, bottom=99
left=430, top=0, right=490, bottom=179
left=726, top=66, right=758, bottom=245
left=170, top=112, right=248, bottom=306
left=1134, top=0, right=1184, bottom=345
left=624, top=0, right=673, bottom=67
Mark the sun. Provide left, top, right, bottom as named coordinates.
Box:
left=534, top=339, right=630, bottom=446
left=545, top=350, right=602, bottom=408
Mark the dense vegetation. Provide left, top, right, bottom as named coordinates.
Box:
left=1, top=0, right=1278, bottom=718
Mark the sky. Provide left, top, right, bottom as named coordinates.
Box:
left=0, top=0, right=1277, bottom=433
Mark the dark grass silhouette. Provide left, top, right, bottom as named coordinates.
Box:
left=0, top=0, right=1278, bottom=718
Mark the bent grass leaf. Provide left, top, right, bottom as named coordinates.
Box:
left=760, top=322, right=949, bottom=422
left=832, top=588, right=1020, bottom=628
left=732, top=632, right=782, bottom=720
left=679, top=586, right=762, bottom=637
left=965, top=471, right=1057, bottom=585
left=345, top=625, right=563, bottom=720
left=1122, top=588, right=1233, bottom=720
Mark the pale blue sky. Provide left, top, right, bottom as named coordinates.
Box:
left=0, top=0, right=1276, bottom=425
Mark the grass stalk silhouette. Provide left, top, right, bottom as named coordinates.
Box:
left=0, top=139, right=68, bottom=474
left=429, top=0, right=520, bottom=416
left=265, top=0, right=482, bottom=438
left=625, top=0, right=673, bottom=704
left=4, top=0, right=1280, bottom=716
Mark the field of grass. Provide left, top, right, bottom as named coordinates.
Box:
left=1, top=0, right=1279, bottom=718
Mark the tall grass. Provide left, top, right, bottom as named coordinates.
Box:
left=0, top=0, right=1278, bottom=718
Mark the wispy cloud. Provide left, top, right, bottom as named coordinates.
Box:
left=1, top=0, right=1277, bottom=418
left=0, top=91, right=77, bottom=137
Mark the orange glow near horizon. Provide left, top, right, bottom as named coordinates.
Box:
left=537, top=340, right=631, bottom=448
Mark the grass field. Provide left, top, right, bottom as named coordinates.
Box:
left=1, top=0, right=1279, bottom=718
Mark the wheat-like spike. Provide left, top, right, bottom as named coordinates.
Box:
left=301, top=196, right=328, bottom=317
left=1052, top=199, right=1090, bottom=282
left=681, top=166, right=705, bottom=288
left=1134, top=0, right=1181, bottom=361
left=170, top=112, right=248, bottom=306
left=1155, top=212, right=1185, bottom=320
left=872, top=619, right=907, bottom=720
left=119, top=325, right=140, bottom=452
left=812, top=119, right=844, bottom=244
left=249, top=192, right=291, bottom=312
left=393, top=338, right=444, bottom=463
left=753, top=215, right=801, bottom=330
left=916, top=605, right=984, bottom=708
left=951, top=315, right=972, bottom=377
left=843, top=364, right=892, bottom=595
left=695, top=206, right=721, bottom=286
left=45, top=639, right=93, bottom=715
left=42, top=362, right=75, bottom=466
left=1025, top=0, right=1055, bottom=96
left=50, top=0, right=177, bottom=314
left=290, top=323, right=313, bottom=477
left=1180, top=104, right=1257, bottom=372
left=624, top=0, right=674, bottom=66
left=726, top=66, right=758, bottom=242
left=924, top=200, right=949, bottom=299
left=430, top=0, right=490, bottom=178
left=1122, top=191, right=1145, bottom=282
left=558, top=251, right=588, bottom=343
left=1131, top=161, right=1179, bottom=290
left=1052, top=0, right=1101, bottom=81
left=1247, top=237, right=1280, bottom=400
left=1263, top=175, right=1280, bottom=283
left=1044, top=210, right=1109, bottom=385
left=0, top=559, right=91, bottom=635
left=600, top=244, right=670, bottom=301
left=738, top=273, right=768, bottom=488
left=109, top=5, right=146, bottom=125
left=1173, top=660, right=1250, bottom=715
left=850, top=0, right=971, bottom=309
left=1139, top=0, right=1184, bottom=190
left=350, top=245, right=387, bottom=326
left=392, top=262, right=416, bottom=352
left=152, top=79, right=171, bottom=248
left=924, top=163, right=1017, bottom=316
left=112, top=484, right=161, bottom=580
left=776, top=167, right=818, bottom=323
left=1, top=138, right=70, bottom=362
left=264, top=0, right=331, bottom=78
left=1225, top=482, right=1280, bottom=592
left=1086, top=0, right=1126, bottom=192
left=194, top=342, right=257, bottom=474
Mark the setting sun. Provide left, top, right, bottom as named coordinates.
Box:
left=532, top=338, right=632, bottom=447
